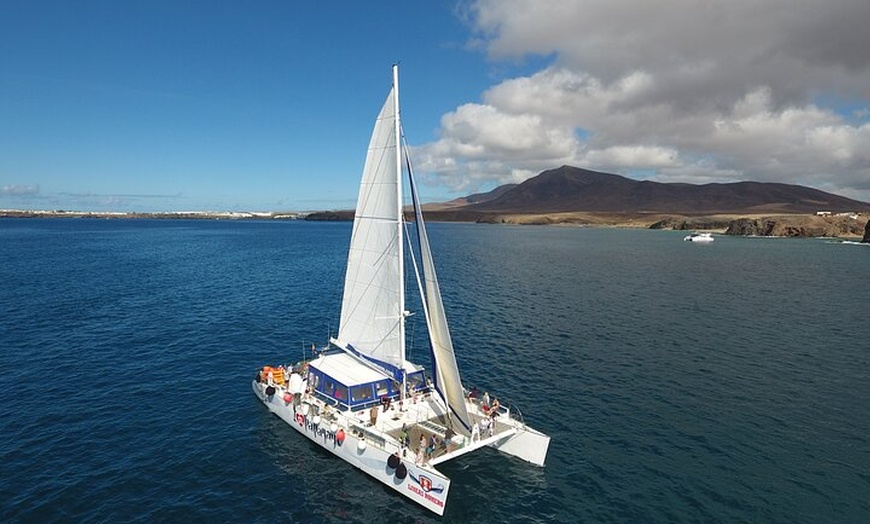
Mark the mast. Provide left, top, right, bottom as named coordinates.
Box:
left=394, top=64, right=406, bottom=371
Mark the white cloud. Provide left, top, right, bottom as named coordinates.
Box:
left=1, top=184, right=40, bottom=196
left=417, top=0, right=870, bottom=202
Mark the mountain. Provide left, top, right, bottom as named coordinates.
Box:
left=461, top=166, right=870, bottom=214
left=422, top=183, right=517, bottom=211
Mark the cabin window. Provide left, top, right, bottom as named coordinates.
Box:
left=351, top=384, right=373, bottom=403
left=407, top=372, right=426, bottom=392
left=375, top=381, right=389, bottom=397
left=335, top=385, right=348, bottom=401
left=308, top=372, right=321, bottom=390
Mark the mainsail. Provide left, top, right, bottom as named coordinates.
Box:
left=336, top=83, right=404, bottom=371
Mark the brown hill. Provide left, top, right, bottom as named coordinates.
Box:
left=422, top=183, right=517, bottom=211
left=464, top=165, right=870, bottom=214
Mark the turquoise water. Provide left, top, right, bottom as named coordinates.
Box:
left=1, top=219, right=867, bottom=523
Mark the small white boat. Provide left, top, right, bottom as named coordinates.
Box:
left=253, top=65, right=549, bottom=516
left=684, top=232, right=714, bottom=242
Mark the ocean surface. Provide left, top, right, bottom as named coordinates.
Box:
left=1, top=218, right=867, bottom=523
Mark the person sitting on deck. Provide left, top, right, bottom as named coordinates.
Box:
left=380, top=395, right=392, bottom=411
left=467, top=386, right=479, bottom=400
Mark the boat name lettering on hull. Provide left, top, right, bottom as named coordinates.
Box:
left=303, top=419, right=335, bottom=441
left=407, top=484, right=445, bottom=508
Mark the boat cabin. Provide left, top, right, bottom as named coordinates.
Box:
left=307, top=352, right=428, bottom=411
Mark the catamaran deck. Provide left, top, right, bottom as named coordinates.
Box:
left=298, top=387, right=519, bottom=468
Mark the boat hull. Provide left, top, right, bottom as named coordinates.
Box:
left=490, top=425, right=550, bottom=467
left=253, top=381, right=451, bottom=515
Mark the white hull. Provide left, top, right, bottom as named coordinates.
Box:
left=254, top=380, right=451, bottom=515
left=253, top=379, right=549, bottom=515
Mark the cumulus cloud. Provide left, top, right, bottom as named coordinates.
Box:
left=417, top=0, right=870, bottom=201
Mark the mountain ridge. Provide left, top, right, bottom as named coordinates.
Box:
left=456, top=165, right=870, bottom=214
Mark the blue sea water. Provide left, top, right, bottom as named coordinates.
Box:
left=1, top=218, right=868, bottom=523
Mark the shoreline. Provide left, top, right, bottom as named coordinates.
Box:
left=0, top=209, right=307, bottom=220
left=2, top=209, right=866, bottom=239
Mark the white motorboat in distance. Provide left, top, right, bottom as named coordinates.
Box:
left=252, top=65, right=550, bottom=516
left=684, top=232, right=715, bottom=242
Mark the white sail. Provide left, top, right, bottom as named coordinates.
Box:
left=408, top=160, right=473, bottom=434
left=336, top=85, right=404, bottom=369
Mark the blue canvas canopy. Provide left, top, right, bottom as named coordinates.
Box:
left=307, top=352, right=427, bottom=410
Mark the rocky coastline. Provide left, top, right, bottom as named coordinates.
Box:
left=723, top=215, right=866, bottom=238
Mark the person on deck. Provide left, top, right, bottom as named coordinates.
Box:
left=444, top=427, right=454, bottom=449
left=479, top=416, right=492, bottom=437
left=369, top=405, right=378, bottom=426
left=399, top=424, right=409, bottom=448
left=490, top=397, right=501, bottom=417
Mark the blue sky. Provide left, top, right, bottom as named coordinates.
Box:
left=3, top=1, right=870, bottom=212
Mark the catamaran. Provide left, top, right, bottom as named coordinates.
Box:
left=252, top=65, right=550, bottom=516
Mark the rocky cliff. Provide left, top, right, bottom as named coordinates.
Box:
left=725, top=215, right=865, bottom=238
left=863, top=220, right=870, bottom=243
left=649, top=216, right=733, bottom=230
